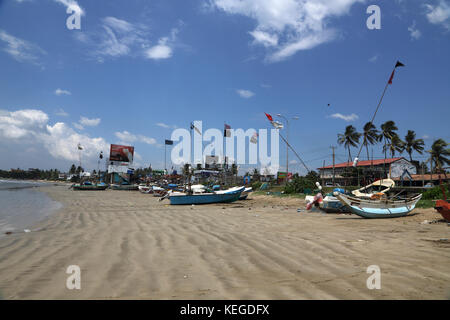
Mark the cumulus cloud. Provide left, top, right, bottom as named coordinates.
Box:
left=55, top=88, right=71, bottom=96
left=330, top=113, right=359, bottom=121
left=0, top=108, right=108, bottom=167
left=79, top=116, right=101, bottom=127
left=145, top=28, right=179, bottom=60
left=425, top=0, right=450, bottom=29
left=0, top=29, right=46, bottom=66
left=114, top=131, right=156, bottom=145
left=236, top=89, right=255, bottom=98
left=208, top=0, right=364, bottom=62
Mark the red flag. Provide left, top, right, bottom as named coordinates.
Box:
left=388, top=69, right=395, bottom=85
left=264, top=113, right=273, bottom=121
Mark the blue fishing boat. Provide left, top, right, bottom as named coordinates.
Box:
left=168, top=186, right=244, bottom=205
left=334, top=192, right=422, bottom=219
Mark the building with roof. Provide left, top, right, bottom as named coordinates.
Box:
left=318, top=157, right=417, bottom=186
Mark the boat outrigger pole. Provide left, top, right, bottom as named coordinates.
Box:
left=279, top=133, right=311, bottom=174
left=353, top=60, right=405, bottom=167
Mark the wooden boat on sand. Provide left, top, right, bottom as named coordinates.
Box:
left=334, top=192, right=422, bottom=219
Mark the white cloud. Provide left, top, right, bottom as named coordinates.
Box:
left=0, top=29, right=46, bottom=66
left=0, top=108, right=108, bottom=167
left=156, top=122, right=177, bottom=129
left=249, top=30, right=278, bottom=47
left=408, top=21, right=422, bottom=40
left=208, top=0, right=364, bottom=62
left=330, top=113, right=359, bottom=121
left=369, top=54, right=378, bottom=62
left=425, top=1, right=450, bottom=29
left=114, top=131, right=156, bottom=145
left=54, top=0, right=85, bottom=16
left=146, top=41, right=172, bottom=60
left=145, top=28, right=179, bottom=60
left=79, top=116, right=101, bottom=127
left=55, top=88, right=71, bottom=96
left=76, top=17, right=182, bottom=62
left=55, top=108, right=69, bottom=117
left=236, top=89, right=255, bottom=98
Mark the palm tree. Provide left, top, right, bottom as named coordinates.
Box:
left=428, top=139, right=450, bottom=172
left=362, top=122, right=381, bottom=160
left=337, top=125, right=361, bottom=163
left=404, top=130, right=425, bottom=162
left=383, top=134, right=405, bottom=158
left=380, top=121, right=399, bottom=159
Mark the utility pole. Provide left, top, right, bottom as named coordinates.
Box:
left=322, top=160, right=325, bottom=186
left=330, top=146, right=336, bottom=186
left=422, top=162, right=425, bottom=187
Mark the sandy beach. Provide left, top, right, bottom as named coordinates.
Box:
left=0, top=184, right=449, bottom=299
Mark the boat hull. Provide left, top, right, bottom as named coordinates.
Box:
left=319, top=196, right=350, bottom=213
left=169, top=189, right=243, bottom=205
left=111, top=184, right=139, bottom=191
left=435, top=200, right=450, bottom=222
left=335, top=193, right=422, bottom=219
left=72, top=185, right=108, bottom=191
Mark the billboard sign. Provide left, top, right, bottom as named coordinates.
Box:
left=109, top=144, right=134, bottom=163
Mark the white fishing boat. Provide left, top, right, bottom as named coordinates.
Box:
left=334, top=192, right=422, bottom=218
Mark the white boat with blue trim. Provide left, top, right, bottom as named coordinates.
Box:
left=334, top=192, right=422, bottom=219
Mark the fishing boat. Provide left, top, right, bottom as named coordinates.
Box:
left=71, top=181, right=108, bottom=191
left=334, top=192, right=422, bottom=219
left=138, top=185, right=153, bottom=193
left=239, top=187, right=253, bottom=200
left=167, top=186, right=245, bottom=205
left=110, top=183, right=139, bottom=191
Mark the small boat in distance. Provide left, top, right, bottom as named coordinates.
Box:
left=334, top=192, right=422, bottom=219
left=71, top=181, right=108, bottom=191
left=111, top=183, right=139, bottom=191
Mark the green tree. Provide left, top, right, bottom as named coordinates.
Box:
left=383, top=135, right=405, bottom=158
left=337, top=125, right=361, bottom=162
left=404, top=130, right=425, bottom=162
left=362, top=122, right=381, bottom=160
left=428, top=139, right=449, bottom=172
left=380, top=121, right=399, bottom=159
left=69, top=164, right=76, bottom=174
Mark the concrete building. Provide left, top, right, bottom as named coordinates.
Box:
left=318, top=157, right=417, bottom=185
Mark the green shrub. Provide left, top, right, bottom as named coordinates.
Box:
left=421, top=185, right=449, bottom=200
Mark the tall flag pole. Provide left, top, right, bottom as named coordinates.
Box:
left=353, top=60, right=405, bottom=167
left=264, top=113, right=310, bottom=174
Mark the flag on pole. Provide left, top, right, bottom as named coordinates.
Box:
left=224, top=124, right=231, bottom=137
left=388, top=60, right=405, bottom=85
left=264, top=113, right=273, bottom=121
left=271, top=121, right=284, bottom=129
left=165, top=139, right=173, bottom=145
left=77, top=143, right=83, bottom=150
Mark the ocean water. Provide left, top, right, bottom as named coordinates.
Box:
left=0, top=180, right=62, bottom=237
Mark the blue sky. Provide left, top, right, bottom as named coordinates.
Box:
left=0, top=0, right=449, bottom=174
